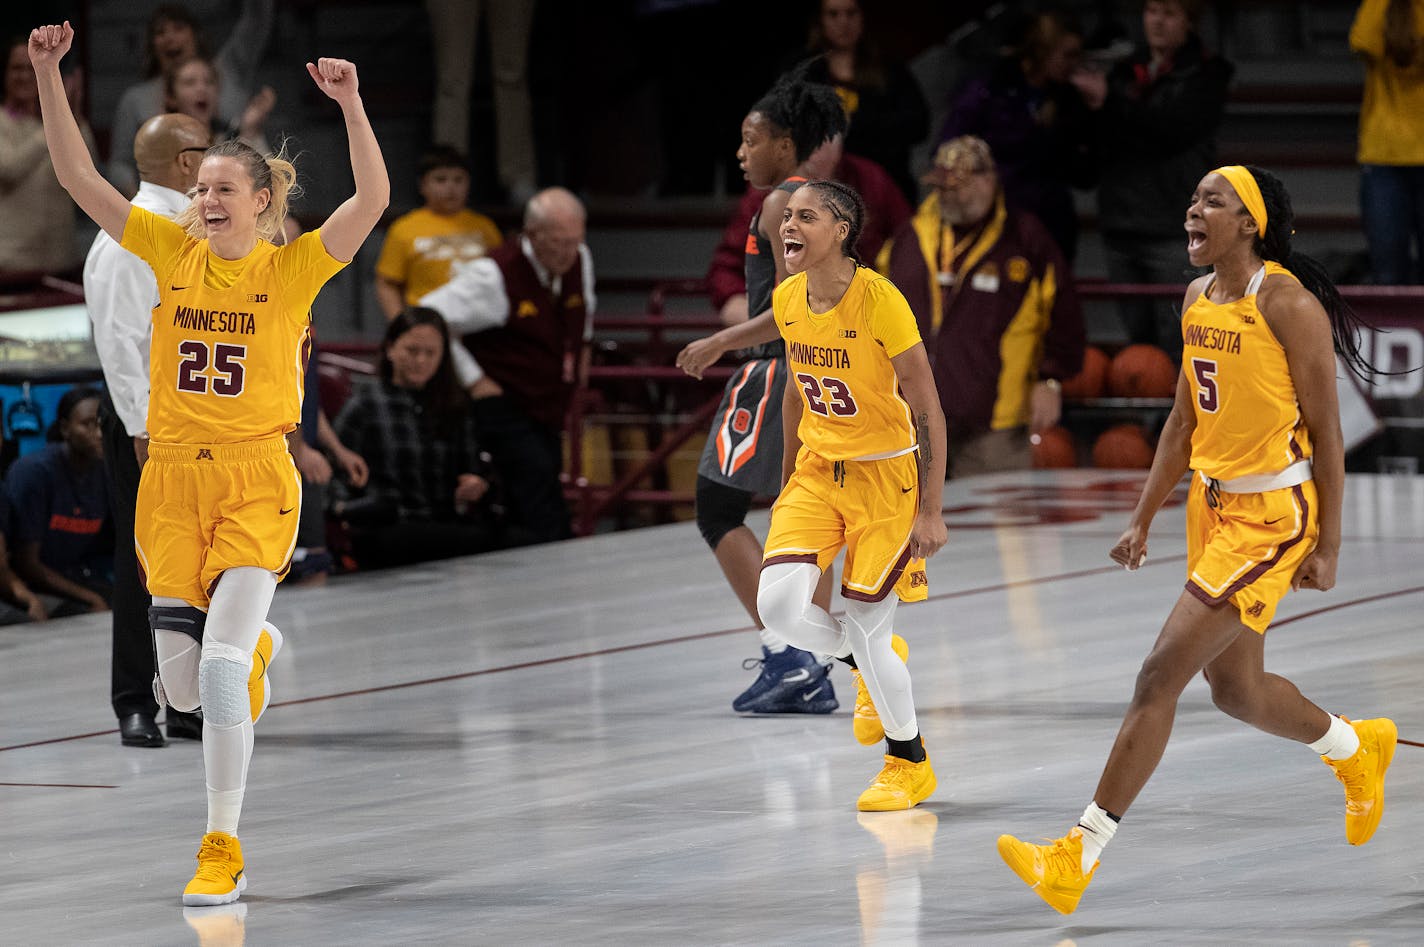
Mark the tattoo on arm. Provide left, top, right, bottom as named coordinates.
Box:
left=916, top=411, right=932, bottom=493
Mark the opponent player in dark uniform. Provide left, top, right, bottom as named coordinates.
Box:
left=676, top=69, right=846, bottom=714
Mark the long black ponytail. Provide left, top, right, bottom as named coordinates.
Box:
left=1246, top=165, right=1379, bottom=381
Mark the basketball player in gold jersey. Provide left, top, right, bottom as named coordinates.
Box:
left=754, top=179, right=948, bottom=811
left=998, top=165, right=1396, bottom=914
left=30, top=22, right=389, bottom=905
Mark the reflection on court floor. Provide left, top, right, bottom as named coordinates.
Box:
left=3, top=470, right=1421, bottom=945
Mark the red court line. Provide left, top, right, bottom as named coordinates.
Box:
left=1273, top=584, right=1424, bottom=628
left=0, top=782, right=117, bottom=789
left=4, top=569, right=1419, bottom=756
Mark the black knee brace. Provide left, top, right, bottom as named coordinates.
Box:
left=149, top=604, right=207, bottom=644
left=695, top=475, right=754, bottom=550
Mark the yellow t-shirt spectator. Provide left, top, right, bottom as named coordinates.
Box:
left=1350, top=0, right=1424, bottom=165
left=375, top=207, right=504, bottom=305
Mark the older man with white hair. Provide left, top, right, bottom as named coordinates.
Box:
left=420, top=187, right=595, bottom=544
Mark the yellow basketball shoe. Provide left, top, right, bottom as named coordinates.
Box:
left=248, top=625, right=283, bottom=724
left=182, top=832, right=246, bottom=906
left=856, top=752, right=936, bottom=811
left=852, top=635, right=910, bottom=746
left=1323, top=716, right=1397, bottom=845
left=997, top=828, right=1097, bottom=915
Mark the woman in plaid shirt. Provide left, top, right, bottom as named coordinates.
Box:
left=332, top=307, right=502, bottom=568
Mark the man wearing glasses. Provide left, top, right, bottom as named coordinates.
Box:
left=82, top=112, right=211, bottom=748
left=878, top=136, right=1086, bottom=477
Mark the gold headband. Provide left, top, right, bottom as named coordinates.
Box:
left=1213, top=165, right=1267, bottom=237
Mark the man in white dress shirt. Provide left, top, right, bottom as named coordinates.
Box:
left=83, top=112, right=210, bottom=748
left=419, top=187, right=596, bottom=544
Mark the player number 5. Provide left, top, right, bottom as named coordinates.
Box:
left=1191, top=356, right=1219, bottom=413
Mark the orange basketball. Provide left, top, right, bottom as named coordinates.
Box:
left=1092, top=423, right=1155, bottom=469
left=1060, top=345, right=1109, bottom=400
left=1031, top=425, right=1078, bottom=468
left=1107, top=344, right=1178, bottom=398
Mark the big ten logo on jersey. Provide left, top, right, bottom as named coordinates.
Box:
left=842, top=329, right=857, bottom=339
left=247, top=293, right=268, bottom=303
left=731, top=407, right=753, bottom=435
left=945, top=476, right=1189, bottom=529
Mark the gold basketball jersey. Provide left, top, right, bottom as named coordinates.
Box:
left=774, top=266, right=922, bottom=460
left=122, top=207, right=347, bottom=444
left=1181, top=261, right=1313, bottom=480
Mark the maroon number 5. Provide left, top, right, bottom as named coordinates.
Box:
left=796, top=373, right=859, bottom=417
left=177, top=341, right=248, bottom=397
left=1191, top=356, right=1219, bottom=413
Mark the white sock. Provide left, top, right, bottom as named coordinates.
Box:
left=758, top=628, right=789, bottom=653
left=1309, top=714, right=1360, bottom=760
left=1077, top=802, right=1119, bottom=875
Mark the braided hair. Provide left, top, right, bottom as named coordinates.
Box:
left=750, top=61, right=848, bottom=164
left=1244, top=165, right=1378, bottom=381
left=799, top=179, right=867, bottom=264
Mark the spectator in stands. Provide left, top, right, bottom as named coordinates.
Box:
left=879, top=136, right=1085, bottom=477
left=426, top=0, right=537, bottom=204
left=374, top=145, right=505, bottom=318
left=3, top=385, right=113, bottom=616
left=331, top=306, right=500, bottom=568
left=83, top=111, right=209, bottom=747
left=0, top=34, right=95, bottom=276
left=784, top=0, right=931, bottom=205
left=0, top=488, right=47, bottom=624
left=937, top=7, right=1097, bottom=262
left=419, top=187, right=595, bottom=545
left=108, top=0, right=274, bottom=196
left=1072, top=0, right=1233, bottom=360
left=706, top=131, right=910, bottom=327
left=1350, top=0, right=1424, bottom=284
left=163, top=55, right=276, bottom=158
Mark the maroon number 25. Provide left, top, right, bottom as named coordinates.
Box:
left=177, top=340, right=247, bottom=396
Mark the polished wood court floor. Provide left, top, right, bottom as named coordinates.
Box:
left=3, top=469, right=1422, bottom=946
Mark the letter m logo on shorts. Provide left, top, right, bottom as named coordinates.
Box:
left=1245, top=600, right=1265, bottom=618
left=196, top=448, right=214, bottom=460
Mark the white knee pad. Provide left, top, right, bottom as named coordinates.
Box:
left=756, top=562, right=848, bottom=657
left=155, top=630, right=202, bottom=712
left=198, top=641, right=252, bottom=729
left=756, top=562, right=821, bottom=634
left=842, top=595, right=897, bottom=651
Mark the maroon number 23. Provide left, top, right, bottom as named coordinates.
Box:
left=796, top=373, right=859, bottom=416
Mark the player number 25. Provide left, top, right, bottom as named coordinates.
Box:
left=177, top=340, right=248, bottom=397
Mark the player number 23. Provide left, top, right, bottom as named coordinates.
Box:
left=796, top=372, right=859, bottom=417
left=177, top=340, right=248, bottom=397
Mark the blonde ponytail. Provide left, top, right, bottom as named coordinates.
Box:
left=174, top=138, right=303, bottom=243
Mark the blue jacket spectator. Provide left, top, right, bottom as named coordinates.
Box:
left=3, top=386, right=113, bottom=615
